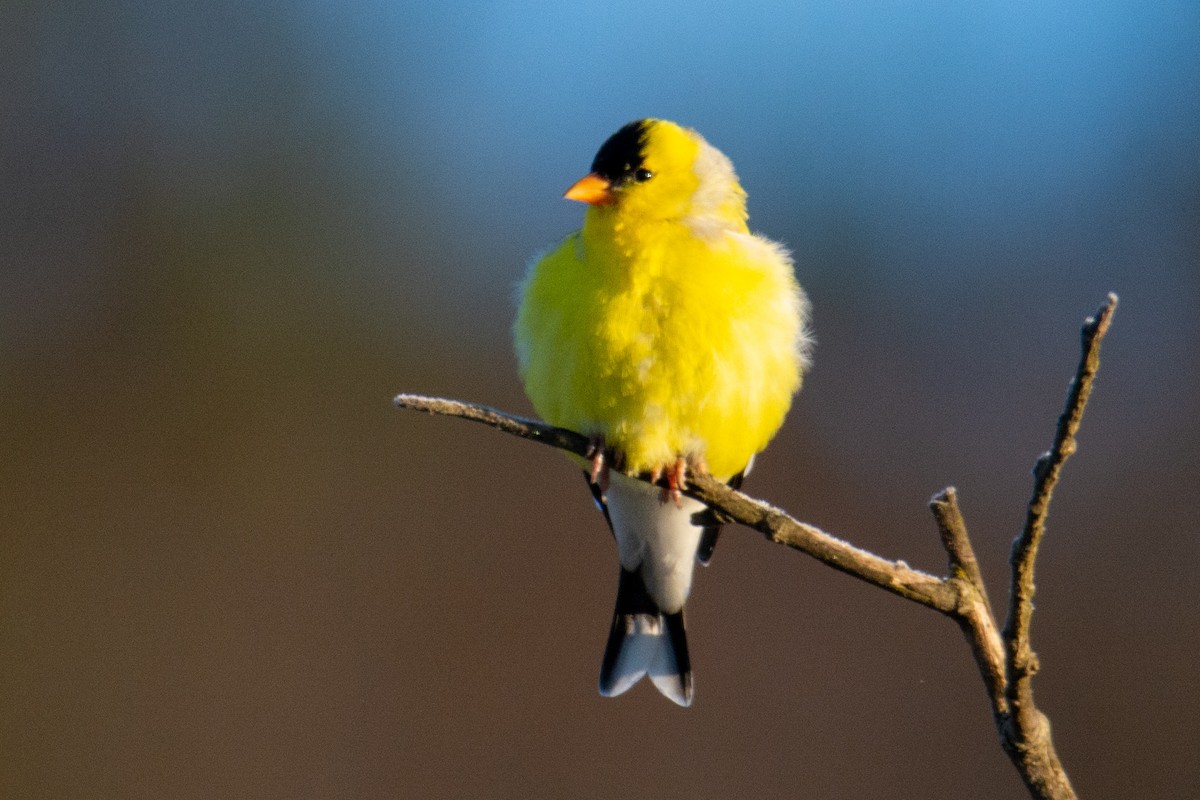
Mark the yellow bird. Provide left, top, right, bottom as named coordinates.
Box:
left=514, top=119, right=811, bottom=706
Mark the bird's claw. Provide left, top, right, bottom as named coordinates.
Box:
left=586, top=435, right=610, bottom=495
left=651, top=456, right=707, bottom=508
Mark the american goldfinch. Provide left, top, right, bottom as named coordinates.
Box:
left=514, top=119, right=811, bottom=706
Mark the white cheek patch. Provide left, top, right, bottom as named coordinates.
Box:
left=683, top=138, right=746, bottom=238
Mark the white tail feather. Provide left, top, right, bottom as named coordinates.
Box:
left=599, top=616, right=690, bottom=707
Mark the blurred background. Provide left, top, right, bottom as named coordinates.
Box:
left=3, top=2, right=1198, bottom=798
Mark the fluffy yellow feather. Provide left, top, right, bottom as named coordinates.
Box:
left=513, top=118, right=811, bottom=705
left=515, top=119, right=810, bottom=479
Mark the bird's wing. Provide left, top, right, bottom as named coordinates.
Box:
left=584, top=471, right=615, bottom=537
left=696, top=458, right=752, bottom=565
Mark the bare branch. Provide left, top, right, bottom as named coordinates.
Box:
left=931, top=486, right=990, bottom=599
left=930, top=488, right=1008, bottom=720
left=393, top=394, right=592, bottom=457
left=686, top=474, right=955, bottom=611
left=393, top=393, right=956, bottom=612
left=996, top=292, right=1117, bottom=799
left=1005, top=294, right=1117, bottom=678
left=393, top=294, right=1118, bottom=800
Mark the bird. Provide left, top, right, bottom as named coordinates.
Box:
left=513, top=119, right=811, bottom=706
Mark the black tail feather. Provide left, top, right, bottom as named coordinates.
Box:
left=598, top=568, right=693, bottom=706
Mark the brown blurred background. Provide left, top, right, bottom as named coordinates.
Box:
left=3, top=3, right=1198, bottom=798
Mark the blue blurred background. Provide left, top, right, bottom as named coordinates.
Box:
left=3, top=2, right=1198, bottom=798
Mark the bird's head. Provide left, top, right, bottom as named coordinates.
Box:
left=565, top=119, right=748, bottom=234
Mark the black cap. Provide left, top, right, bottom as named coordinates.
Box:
left=590, top=120, right=651, bottom=184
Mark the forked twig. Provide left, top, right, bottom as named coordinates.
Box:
left=394, top=294, right=1117, bottom=800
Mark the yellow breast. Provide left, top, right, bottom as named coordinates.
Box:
left=515, top=214, right=807, bottom=480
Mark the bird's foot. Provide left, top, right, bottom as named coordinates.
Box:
left=586, top=435, right=610, bottom=494
left=650, top=456, right=708, bottom=508
left=585, top=437, right=629, bottom=498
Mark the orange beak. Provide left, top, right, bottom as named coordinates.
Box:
left=563, top=172, right=616, bottom=206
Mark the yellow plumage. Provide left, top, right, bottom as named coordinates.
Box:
left=513, top=118, right=810, bottom=706
left=515, top=119, right=809, bottom=480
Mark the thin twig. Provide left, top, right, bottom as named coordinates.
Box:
left=393, top=393, right=956, bottom=611
left=393, top=294, right=1118, bottom=800
left=930, top=488, right=1008, bottom=720
left=1005, top=294, right=1118, bottom=685
left=687, top=474, right=956, bottom=610
left=995, top=293, right=1117, bottom=799
left=393, top=395, right=592, bottom=457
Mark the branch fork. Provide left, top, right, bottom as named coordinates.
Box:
left=394, top=293, right=1117, bottom=800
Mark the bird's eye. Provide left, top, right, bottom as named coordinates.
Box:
left=633, top=168, right=654, bottom=183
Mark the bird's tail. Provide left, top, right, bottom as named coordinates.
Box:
left=598, top=567, right=693, bottom=707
